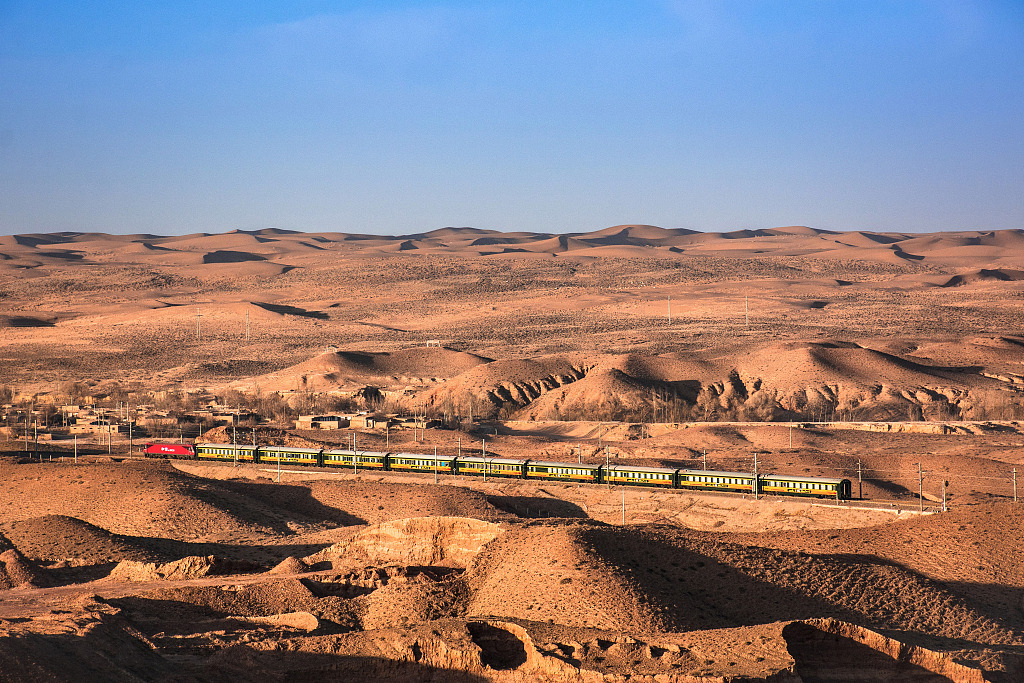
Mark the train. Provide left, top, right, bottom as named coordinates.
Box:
left=145, top=442, right=853, bottom=500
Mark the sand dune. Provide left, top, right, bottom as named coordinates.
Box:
left=3, top=225, right=1024, bottom=270
left=234, top=347, right=493, bottom=392
left=940, top=268, right=1024, bottom=287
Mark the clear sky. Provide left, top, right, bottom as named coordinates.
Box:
left=1, top=1, right=1022, bottom=236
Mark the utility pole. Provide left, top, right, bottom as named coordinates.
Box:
left=703, top=449, right=707, bottom=470
left=74, top=435, right=77, bottom=464
left=482, top=439, right=487, bottom=482
left=857, top=460, right=863, bottom=500
left=942, top=479, right=948, bottom=512
left=1014, top=468, right=1018, bottom=503
left=789, top=425, right=793, bottom=448
left=196, top=311, right=202, bottom=342
left=578, top=443, right=581, bottom=464
left=918, top=463, right=924, bottom=512
left=753, top=452, right=758, bottom=500
left=434, top=446, right=438, bottom=484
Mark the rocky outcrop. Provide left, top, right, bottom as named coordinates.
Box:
left=305, top=517, right=502, bottom=570
left=108, top=555, right=244, bottom=582
left=784, top=618, right=989, bottom=683
left=0, top=548, right=43, bottom=589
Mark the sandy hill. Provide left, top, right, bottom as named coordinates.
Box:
left=465, top=518, right=1015, bottom=644
left=0, top=460, right=346, bottom=543
left=0, top=515, right=163, bottom=565
left=301, top=480, right=513, bottom=526
left=585, top=525, right=1017, bottom=643
left=467, top=521, right=658, bottom=631
left=233, top=347, right=493, bottom=392
left=5, top=226, right=1024, bottom=269
left=416, top=342, right=1010, bottom=422
left=421, top=356, right=589, bottom=416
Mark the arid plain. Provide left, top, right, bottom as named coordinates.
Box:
left=3, top=225, right=1024, bottom=681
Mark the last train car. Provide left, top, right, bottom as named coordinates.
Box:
left=760, top=474, right=851, bottom=499
left=195, top=442, right=258, bottom=463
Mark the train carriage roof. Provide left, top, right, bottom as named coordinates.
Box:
left=196, top=442, right=257, bottom=450
left=678, top=469, right=755, bottom=478
left=259, top=446, right=323, bottom=454
left=603, top=465, right=677, bottom=475
left=390, top=452, right=456, bottom=460
left=323, top=449, right=388, bottom=457
left=760, top=473, right=848, bottom=485
left=527, top=460, right=600, bottom=470
left=458, top=456, right=525, bottom=466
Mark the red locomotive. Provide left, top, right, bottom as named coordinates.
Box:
left=144, top=443, right=196, bottom=458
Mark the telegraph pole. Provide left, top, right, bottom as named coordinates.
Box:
left=857, top=460, right=863, bottom=499
left=753, top=454, right=761, bottom=501
left=917, top=463, right=924, bottom=512
left=434, top=445, right=438, bottom=484
left=196, top=311, right=202, bottom=342
left=1014, top=468, right=1018, bottom=503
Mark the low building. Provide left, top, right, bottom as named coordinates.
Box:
left=295, top=415, right=350, bottom=430
left=69, top=420, right=132, bottom=435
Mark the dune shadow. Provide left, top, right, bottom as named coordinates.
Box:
left=184, top=478, right=368, bottom=533
left=578, top=526, right=860, bottom=632
left=206, top=652, right=489, bottom=682
left=486, top=495, right=589, bottom=519
left=202, top=250, right=267, bottom=263
left=127, top=538, right=335, bottom=567
left=783, top=621, right=962, bottom=682
left=251, top=301, right=328, bottom=319
left=0, top=315, right=55, bottom=327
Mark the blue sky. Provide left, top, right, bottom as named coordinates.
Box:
left=1, top=1, right=1022, bottom=235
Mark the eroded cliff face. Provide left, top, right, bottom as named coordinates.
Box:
left=305, top=516, right=504, bottom=570
left=783, top=619, right=993, bottom=683
left=3, top=606, right=998, bottom=682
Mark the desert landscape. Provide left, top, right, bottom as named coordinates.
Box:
left=3, top=225, right=1024, bottom=681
